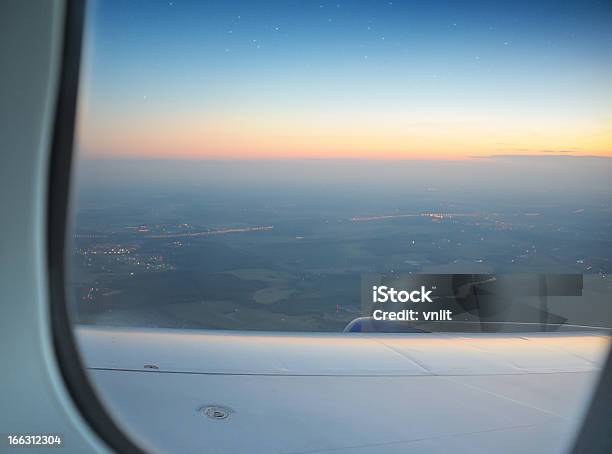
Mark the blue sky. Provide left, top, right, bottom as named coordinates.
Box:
left=77, top=0, right=612, bottom=159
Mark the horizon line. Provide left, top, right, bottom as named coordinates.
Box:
left=78, top=154, right=612, bottom=162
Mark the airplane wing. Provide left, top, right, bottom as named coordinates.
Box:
left=76, top=326, right=610, bottom=453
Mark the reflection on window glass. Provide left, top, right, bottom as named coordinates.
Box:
left=69, top=0, right=612, bottom=334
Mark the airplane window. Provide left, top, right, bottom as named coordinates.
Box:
left=64, top=1, right=611, bottom=452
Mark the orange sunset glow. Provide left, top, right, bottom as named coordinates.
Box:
left=78, top=107, right=612, bottom=160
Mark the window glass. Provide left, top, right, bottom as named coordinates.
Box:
left=66, top=2, right=612, bottom=453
